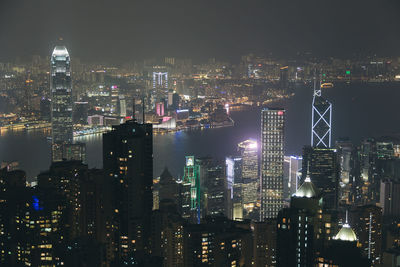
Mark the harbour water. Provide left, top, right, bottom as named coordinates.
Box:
left=1, top=82, right=400, bottom=180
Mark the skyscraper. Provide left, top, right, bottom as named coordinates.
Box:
left=119, top=95, right=127, bottom=117
left=252, top=221, right=277, bottom=267
left=50, top=46, right=73, bottom=161
left=156, top=102, right=165, bottom=116
left=203, top=162, right=226, bottom=217
left=277, top=176, right=321, bottom=267
left=336, top=139, right=354, bottom=204
left=225, top=156, right=243, bottom=220
left=238, top=139, right=259, bottom=218
left=311, top=74, right=332, bottom=148
left=380, top=179, right=400, bottom=218
left=283, top=155, right=302, bottom=197
left=318, top=218, right=370, bottom=266
left=153, top=71, right=168, bottom=89
left=183, top=217, right=253, bottom=266
left=302, top=146, right=339, bottom=210
left=103, top=120, right=153, bottom=262
left=261, top=108, right=285, bottom=220
left=350, top=205, right=382, bottom=265
left=181, top=156, right=201, bottom=224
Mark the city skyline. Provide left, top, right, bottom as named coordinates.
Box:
left=1, top=2, right=400, bottom=266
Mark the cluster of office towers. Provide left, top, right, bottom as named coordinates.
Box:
left=46, top=45, right=354, bottom=265
left=0, top=46, right=392, bottom=266
left=222, top=78, right=334, bottom=224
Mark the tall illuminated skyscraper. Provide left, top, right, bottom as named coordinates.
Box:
left=284, top=156, right=302, bottom=197
left=50, top=45, right=73, bottom=161
left=311, top=74, right=332, bottom=148
left=226, top=156, right=242, bottom=220
left=238, top=139, right=259, bottom=216
left=181, top=156, right=201, bottom=224
left=260, top=108, right=285, bottom=220
left=153, top=71, right=168, bottom=89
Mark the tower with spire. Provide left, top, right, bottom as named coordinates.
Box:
left=293, top=164, right=319, bottom=199
left=277, top=172, right=323, bottom=266
left=311, top=70, right=332, bottom=148
left=50, top=44, right=73, bottom=161
left=317, top=211, right=370, bottom=266
left=333, top=211, right=358, bottom=242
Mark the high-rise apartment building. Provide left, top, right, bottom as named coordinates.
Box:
left=103, top=120, right=153, bottom=262
left=350, top=205, right=382, bottom=265
left=380, top=179, right=400, bottom=218
left=261, top=108, right=285, bottom=220
left=183, top=217, right=253, bottom=266
left=252, top=221, right=277, bottom=266
left=50, top=46, right=73, bottom=161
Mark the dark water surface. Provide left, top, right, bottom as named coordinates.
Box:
left=1, top=82, right=400, bottom=180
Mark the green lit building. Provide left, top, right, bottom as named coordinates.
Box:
left=181, top=156, right=201, bottom=224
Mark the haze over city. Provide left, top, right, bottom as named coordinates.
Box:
left=1, top=0, right=400, bottom=62
left=0, top=1, right=400, bottom=266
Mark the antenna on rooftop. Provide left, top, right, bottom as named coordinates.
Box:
left=142, top=95, right=145, bottom=123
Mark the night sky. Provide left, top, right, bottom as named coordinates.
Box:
left=0, top=0, right=399, bottom=63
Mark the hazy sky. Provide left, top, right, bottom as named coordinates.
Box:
left=0, top=0, right=399, bottom=63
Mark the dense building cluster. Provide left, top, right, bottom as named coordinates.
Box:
left=2, top=45, right=400, bottom=267
left=1, top=49, right=400, bottom=134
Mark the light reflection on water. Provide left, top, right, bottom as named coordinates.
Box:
left=2, top=82, right=400, bottom=180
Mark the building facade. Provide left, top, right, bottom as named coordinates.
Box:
left=181, top=156, right=201, bottom=224
left=311, top=76, right=332, bottom=148
left=302, top=146, right=339, bottom=210
left=50, top=45, right=73, bottom=161
left=238, top=139, right=259, bottom=217
left=261, top=108, right=285, bottom=220
left=103, top=120, right=153, bottom=263
left=284, top=155, right=302, bottom=198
